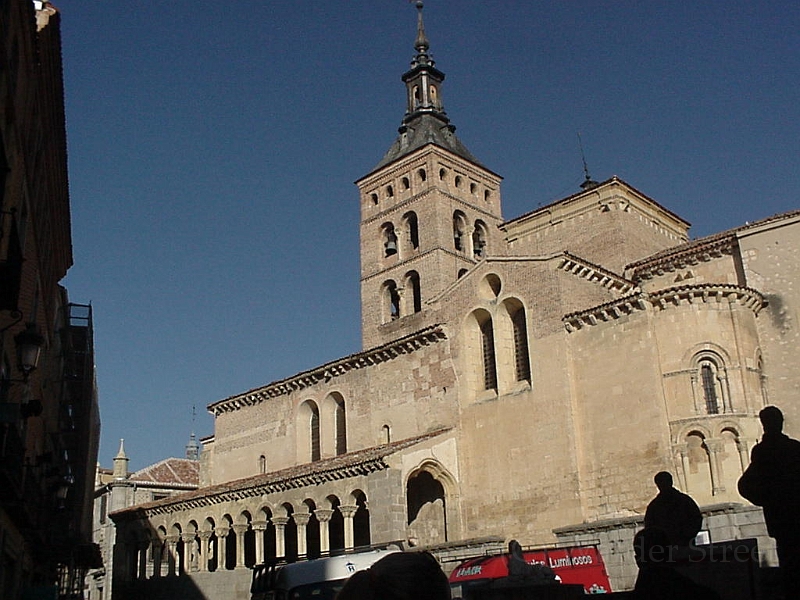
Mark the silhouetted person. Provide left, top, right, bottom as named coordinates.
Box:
left=632, top=527, right=722, bottom=600
left=507, top=539, right=557, bottom=584
left=335, top=551, right=450, bottom=600
left=738, top=405, right=800, bottom=597
left=644, top=471, right=702, bottom=550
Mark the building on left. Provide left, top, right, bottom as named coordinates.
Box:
left=1, top=1, right=101, bottom=599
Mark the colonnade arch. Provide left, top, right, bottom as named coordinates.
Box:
left=117, top=491, right=374, bottom=582
left=672, top=420, right=751, bottom=504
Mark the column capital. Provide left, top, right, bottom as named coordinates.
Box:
left=180, top=532, right=195, bottom=544
left=251, top=520, right=268, bottom=531
left=197, top=530, right=213, bottom=541
left=314, top=509, right=334, bottom=523
left=705, top=437, right=725, bottom=453
left=293, top=512, right=311, bottom=527
left=215, top=527, right=230, bottom=538
left=339, top=504, right=358, bottom=519
left=165, top=535, right=180, bottom=545
left=232, top=524, right=249, bottom=535
left=272, top=516, right=290, bottom=528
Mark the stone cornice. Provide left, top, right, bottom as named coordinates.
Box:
left=649, top=284, right=765, bottom=313
left=564, top=284, right=766, bottom=332
left=557, top=253, right=636, bottom=294
left=208, top=326, right=447, bottom=415
left=564, top=294, right=649, bottom=332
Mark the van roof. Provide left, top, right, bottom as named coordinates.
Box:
left=275, top=549, right=400, bottom=589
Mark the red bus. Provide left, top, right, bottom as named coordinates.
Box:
left=449, top=544, right=612, bottom=596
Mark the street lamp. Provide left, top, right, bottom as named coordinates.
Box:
left=14, top=322, right=44, bottom=378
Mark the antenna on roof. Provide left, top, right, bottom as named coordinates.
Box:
left=578, top=132, right=599, bottom=191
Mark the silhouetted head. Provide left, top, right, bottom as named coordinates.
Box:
left=633, top=527, right=673, bottom=567
left=759, top=406, right=784, bottom=434
left=654, top=471, right=673, bottom=492
left=336, top=551, right=450, bottom=600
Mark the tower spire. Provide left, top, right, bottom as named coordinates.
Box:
left=373, top=1, right=481, bottom=170
left=414, top=1, right=430, bottom=56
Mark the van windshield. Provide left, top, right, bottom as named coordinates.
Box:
left=287, top=580, right=346, bottom=600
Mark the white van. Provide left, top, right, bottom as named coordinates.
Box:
left=250, top=548, right=400, bottom=600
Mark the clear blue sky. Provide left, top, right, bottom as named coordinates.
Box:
left=57, top=1, right=799, bottom=471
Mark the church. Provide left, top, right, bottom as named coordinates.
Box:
left=109, top=4, right=798, bottom=597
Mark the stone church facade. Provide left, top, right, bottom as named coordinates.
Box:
left=109, top=5, right=798, bottom=597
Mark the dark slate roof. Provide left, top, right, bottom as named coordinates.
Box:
left=372, top=114, right=484, bottom=172
left=111, top=428, right=452, bottom=519
left=131, top=458, right=200, bottom=487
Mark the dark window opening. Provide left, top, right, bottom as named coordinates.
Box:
left=701, top=363, right=720, bottom=414
left=512, top=308, right=531, bottom=383
left=481, top=319, right=497, bottom=391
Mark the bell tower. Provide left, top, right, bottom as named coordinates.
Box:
left=356, top=2, right=504, bottom=349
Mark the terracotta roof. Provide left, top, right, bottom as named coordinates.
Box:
left=627, top=208, right=800, bottom=274
left=130, top=458, right=200, bottom=487
left=499, top=176, right=689, bottom=230
left=111, top=428, right=452, bottom=520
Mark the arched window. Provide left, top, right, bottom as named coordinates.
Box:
left=403, top=211, right=419, bottom=251
left=382, top=223, right=398, bottom=257
left=334, top=396, right=347, bottom=455
left=310, top=406, right=321, bottom=461
left=480, top=316, right=497, bottom=391
left=402, top=176, right=410, bottom=190
left=473, top=220, right=488, bottom=258
left=510, top=305, right=531, bottom=383
left=383, top=280, right=400, bottom=321
left=405, top=271, right=422, bottom=313
left=457, top=268, right=468, bottom=279
left=382, top=424, right=391, bottom=444
left=298, top=401, right=321, bottom=462
left=386, top=185, right=394, bottom=198
left=418, top=168, right=427, bottom=182
left=353, top=491, right=371, bottom=548
left=259, top=455, right=266, bottom=474
left=454, top=175, right=462, bottom=188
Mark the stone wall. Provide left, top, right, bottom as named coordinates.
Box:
left=554, top=503, right=774, bottom=593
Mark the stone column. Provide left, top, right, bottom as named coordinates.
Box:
left=151, top=539, right=163, bottom=578
left=272, top=517, right=289, bottom=559
left=165, top=535, right=179, bottom=577
left=315, top=509, right=333, bottom=554
left=138, top=541, right=149, bottom=580
left=293, top=513, right=310, bottom=558
left=689, top=373, right=700, bottom=413
left=737, top=437, right=755, bottom=471
left=197, top=531, right=212, bottom=572
left=232, top=524, right=249, bottom=569
left=252, top=520, right=268, bottom=565
left=720, top=372, right=732, bottom=413
left=673, top=443, right=690, bottom=493
left=339, top=505, right=358, bottom=550
left=215, top=527, right=230, bottom=570
left=706, top=438, right=725, bottom=495
left=181, top=533, right=196, bottom=573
